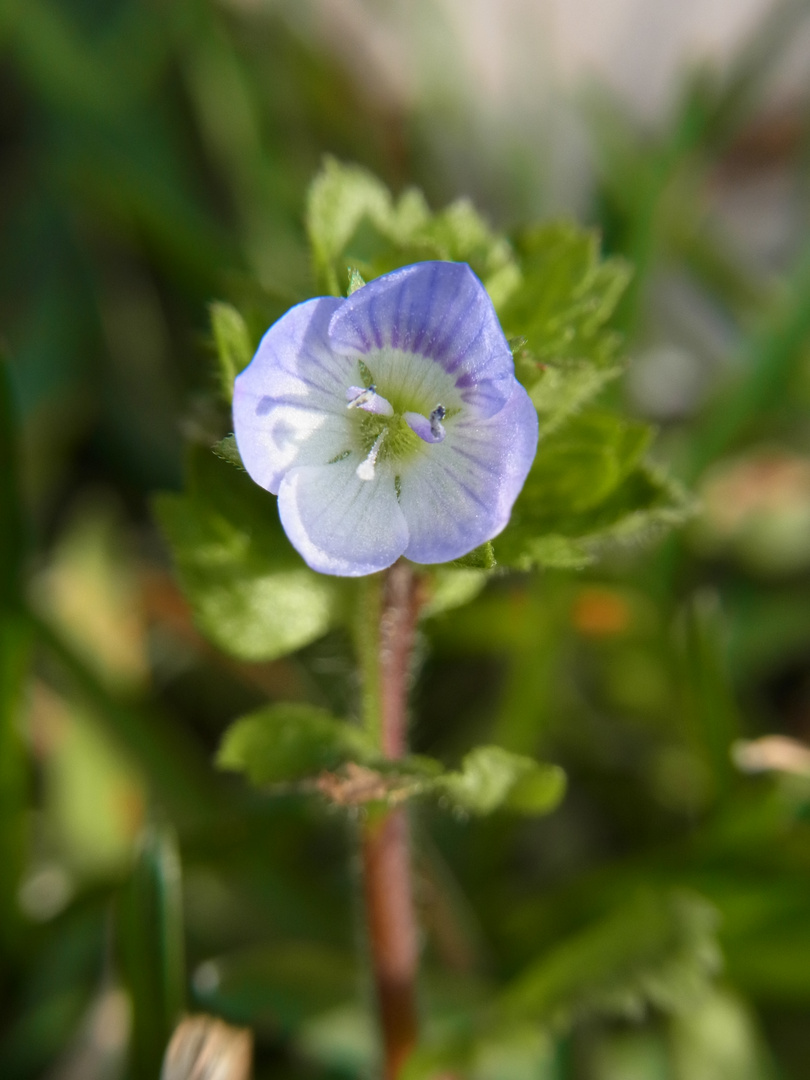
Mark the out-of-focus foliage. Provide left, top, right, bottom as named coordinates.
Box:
left=154, top=449, right=339, bottom=663
left=5, top=0, right=810, bottom=1078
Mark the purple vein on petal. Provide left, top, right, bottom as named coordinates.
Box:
left=445, top=467, right=494, bottom=515
left=367, top=291, right=383, bottom=349
left=411, top=263, right=439, bottom=354
left=431, top=298, right=480, bottom=372
left=390, top=275, right=406, bottom=350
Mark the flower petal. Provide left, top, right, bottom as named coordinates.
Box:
left=399, top=381, right=538, bottom=564
left=233, top=297, right=354, bottom=493
left=277, top=459, right=409, bottom=576
left=328, top=262, right=515, bottom=418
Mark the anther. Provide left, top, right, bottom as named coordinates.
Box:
left=346, top=385, right=394, bottom=417
left=403, top=405, right=447, bottom=444
left=429, top=404, right=446, bottom=440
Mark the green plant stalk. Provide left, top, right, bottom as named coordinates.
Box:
left=356, top=563, right=423, bottom=1080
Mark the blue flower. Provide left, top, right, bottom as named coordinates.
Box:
left=233, top=262, right=538, bottom=576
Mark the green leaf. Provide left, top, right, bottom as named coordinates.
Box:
left=210, top=301, right=253, bottom=404
left=306, top=157, right=391, bottom=295
left=154, top=447, right=337, bottom=662
left=496, top=411, right=692, bottom=569
left=118, top=826, right=185, bottom=1080
left=520, top=535, right=593, bottom=571
left=297, top=1003, right=376, bottom=1075
left=437, top=745, right=566, bottom=817
left=527, top=358, right=623, bottom=437
left=677, top=592, right=741, bottom=804
left=0, top=356, right=29, bottom=949
left=670, top=987, right=770, bottom=1080
left=422, top=569, right=489, bottom=619
left=217, top=704, right=374, bottom=786
left=193, top=941, right=358, bottom=1031
left=0, top=616, right=30, bottom=952
left=0, top=353, right=25, bottom=611
left=501, top=223, right=631, bottom=433
left=305, top=157, right=519, bottom=300
left=500, top=889, right=721, bottom=1029
left=219, top=709, right=564, bottom=819
left=402, top=1022, right=557, bottom=1080
left=501, top=222, right=631, bottom=367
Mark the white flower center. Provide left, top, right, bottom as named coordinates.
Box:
left=341, top=354, right=460, bottom=483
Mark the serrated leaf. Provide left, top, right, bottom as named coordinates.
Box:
left=211, top=434, right=245, bottom=470
left=306, top=158, right=392, bottom=295
left=521, top=535, right=593, bottom=570
left=154, top=448, right=336, bottom=662
left=498, top=411, right=652, bottom=560
left=437, top=746, right=566, bottom=816
left=527, top=359, right=623, bottom=437
left=496, top=411, right=691, bottom=569
left=210, top=302, right=253, bottom=404
left=217, top=704, right=374, bottom=785
left=501, top=222, right=631, bottom=368
left=402, top=1022, right=556, bottom=1080
left=502, top=223, right=631, bottom=432
left=305, top=158, right=519, bottom=300
left=500, top=889, right=721, bottom=1029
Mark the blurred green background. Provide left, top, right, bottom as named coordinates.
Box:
left=4, top=0, right=810, bottom=1077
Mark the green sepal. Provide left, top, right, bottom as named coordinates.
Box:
left=346, top=267, right=366, bottom=295
left=449, top=541, right=496, bottom=570
left=210, top=301, right=253, bottom=404
left=211, top=434, right=245, bottom=471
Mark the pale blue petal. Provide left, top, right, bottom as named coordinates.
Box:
left=277, top=458, right=409, bottom=576
left=233, top=297, right=354, bottom=493
left=399, top=381, right=538, bottom=564
left=328, top=262, right=515, bottom=418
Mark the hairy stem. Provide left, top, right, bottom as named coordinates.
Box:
left=359, top=561, right=424, bottom=1080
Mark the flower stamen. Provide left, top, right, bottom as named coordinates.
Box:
left=403, top=404, right=447, bottom=444
left=346, top=385, right=394, bottom=417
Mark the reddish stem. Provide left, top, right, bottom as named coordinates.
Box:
left=361, top=561, right=423, bottom=1080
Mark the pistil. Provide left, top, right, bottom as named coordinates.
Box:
left=357, top=429, right=388, bottom=481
